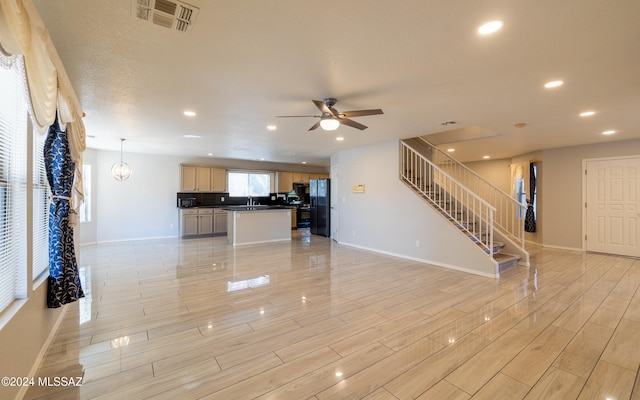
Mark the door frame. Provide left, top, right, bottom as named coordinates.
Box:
left=331, top=164, right=339, bottom=242
left=582, top=154, right=640, bottom=253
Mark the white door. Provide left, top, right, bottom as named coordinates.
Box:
left=331, top=165, right=339, bottom=242
left=586, top=157, right=640, bottom=257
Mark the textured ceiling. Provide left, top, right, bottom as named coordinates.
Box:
left=34, top=0, right=640, bottom=165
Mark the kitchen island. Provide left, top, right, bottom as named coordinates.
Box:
left=225, top=206, right=292, bottom=246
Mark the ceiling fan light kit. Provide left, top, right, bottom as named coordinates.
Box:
left=277, top=98, right=383, bottom=131
left=320, top=118, right=340, bottom=131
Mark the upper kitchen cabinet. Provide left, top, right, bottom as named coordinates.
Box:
left=291, top=172, right=310, bottom=183
left=211, top=168, right=227, bottom=192
left=181, top=166, right=199, bottom=191
left=181, top=165, right=227, bottom=192
left=277, top=172, right=293, bottom=192
left=309, top=173, right=329, bottom=180
left=196, top=167, right=212, bottom=191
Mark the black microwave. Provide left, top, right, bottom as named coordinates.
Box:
left=178, top=198, right=196, bottom=208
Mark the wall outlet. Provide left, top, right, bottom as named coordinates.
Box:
left=221, top=197, right=225, bottom=202
left=352, top=229, right=356, bottom=236
left=415, top=240, right=420, bottom=247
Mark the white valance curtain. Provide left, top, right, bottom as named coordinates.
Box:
left=0, top=0, right=85, bottom=154
left=510, top=162, right=527, bottom=198
left=0, top=0, right=85, bottom=208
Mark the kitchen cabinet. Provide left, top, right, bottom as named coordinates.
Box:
left=291, top=207, right=297, bottom=229
left=211, top=168, right=226, bottom=192
left=181, top=165, right=227, bottom=192
left=277, top=172, right=293, bottom=192
left=181, top=208, right=214, bottom=237
left=198, top=208, right=214, bottom=236
left=181, top=166, right=211, bottom=191
left=181, top=209, right=199, bottom=237
left=214, top=209, right=227, bottom=235
left=196, top=167, right=212, bottom=191
left=292, top=172, right=311, bottom=183
left=181, top=166, right=197, bottom=191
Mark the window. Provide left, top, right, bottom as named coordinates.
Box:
left=228, top=171, right=271, bottom=197
left=515, top=177, right=526, bottom=219
left=79, top=164, right=91, bottom=223
left=33, top=130, right=49, bottom=279
left=0, top=59, right=28, bottom=312
left=531, top=163, right=537, bottom=222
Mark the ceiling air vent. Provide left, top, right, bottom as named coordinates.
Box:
left=133, top=0, right=199, bottom=34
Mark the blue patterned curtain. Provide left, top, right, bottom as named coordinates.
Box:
left=45, top=117, right=84, bottom=308
left=524, top=162, right=536, bottom=232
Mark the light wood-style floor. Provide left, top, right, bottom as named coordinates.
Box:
left=25, top=231, right=640, bottom=399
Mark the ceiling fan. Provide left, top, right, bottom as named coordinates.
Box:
left=277, top=98, right=383, bottom=131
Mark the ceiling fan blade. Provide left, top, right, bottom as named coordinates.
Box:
left=308, top=121, right=321, bottom=131
left=276, top=115, right=321, bottom=118
left=341, top=109, right=384, bottom=118
left=312, top=100, right=331, bottom=114
left=340, top=118, right=368, bottom=130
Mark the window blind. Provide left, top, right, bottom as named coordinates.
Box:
left=33, top=130, right=49, bottom=279
left=0, top=61, right=28, bottom=312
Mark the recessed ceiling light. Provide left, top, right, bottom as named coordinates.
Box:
left=183, top=110, right=196, bottom=117
left=483, top=155, right=491, bottom=159
left=182, top=134, right=201, bottom=139
left=207, top=153, right=214, bottom=156
left=602, top=130, right=616, bottom=135
left=544, top=80, right=564, bottom=88
left=579, top=111, right=596, bottom=117
left=267, top=125, right=277, bottom=131
left=478, top=20, right=503, bottom=35
left=302, top=161, right=307, bottom=164
left=447, top=148, right=455, bottom=152
left=336, top=136, right=344, bottom=141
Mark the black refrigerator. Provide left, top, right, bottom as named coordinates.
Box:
left=309, top=178, right=330, bottom=237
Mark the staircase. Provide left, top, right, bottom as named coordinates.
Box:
left=400, top=138, right=528, bottom=274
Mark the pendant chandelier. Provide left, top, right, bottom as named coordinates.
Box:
left=111, top=138, right=132, bottom=181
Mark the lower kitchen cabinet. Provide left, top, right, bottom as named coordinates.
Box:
left=291, top=208, right=297, bottom=229
left=214, top=209, right=227, bottom=235
left=198, top=209, right=214, bottom=236
left=181, top=208, right=214, bottom=238
left=181, top=209, right=199, bottom=237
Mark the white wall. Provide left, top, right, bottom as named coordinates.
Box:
left=465, top=139, right=640, bottom=251
left=333, top=140, right=497, bottom=277
left=95, top=151, right=183, bottom=242
left=466, top=153, right=544, bottom=246
left=78, top=148, right=98, bottom=245
left=79, top=150, right=329, bottom=245
left=542, top=138, right=640, bottom=250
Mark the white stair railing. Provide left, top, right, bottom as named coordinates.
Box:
left=416, top=137, right=526, bottom=249
left=400, top=141, right=495, bottom=256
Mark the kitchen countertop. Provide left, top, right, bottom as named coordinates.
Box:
left=223, top=205, right=293, bottom=211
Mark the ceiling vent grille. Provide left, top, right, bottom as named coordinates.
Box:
left=134, top=0, right=199, bottom=34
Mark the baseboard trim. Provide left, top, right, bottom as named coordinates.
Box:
left=16, top=304, right=69, bottom=400
left=540, top=243, right=583, bottom=252
left=93, top=235, right=179, bottom=245
left=337, top=241, right=498, bottom=279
